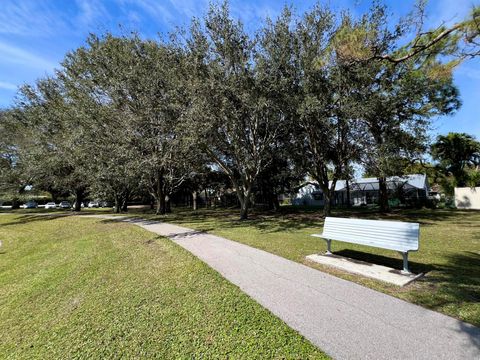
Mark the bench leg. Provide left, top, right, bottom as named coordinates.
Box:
left=325, top=239, right=332, bottom=255
left=400, top=252, right=410, bottom=273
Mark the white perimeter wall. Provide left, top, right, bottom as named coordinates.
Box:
left=454, top=187, right=480, bottom=210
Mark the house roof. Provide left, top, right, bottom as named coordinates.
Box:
left=294, top=174, right=429, bottom=198
left=301, top=174, right=428, bottom=193
left=331, top=174, right=428, bottom=191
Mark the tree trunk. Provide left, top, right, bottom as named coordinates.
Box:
left=155, top=194, right=166, bottom=215
left=74, top=188, right=84, bottom=212
left=11, top=198, right=20, bottom=210
left=121, top=190, right=129, bottom=212
left=264, top=187, right=280, bottom=212
left=311, top=170, right=334, bottom=218
left=323, top=191, right=332, bottom=217
left=114, top=194, right=121, bottom=214
left=266, top=192, right=273, bottom=210
left=322, top=181, right=337, bottom=217
left=49, top=190, right=59, bottom=203
left=152, top=174, right=166, bottom=215
left=271, top=193, right=280, bottom=212
left=238, top=187, right=251, bottom=220
left=165, top=196, right=171, bottom=213
left=239, top=198, right=249, bottom=220
left=192, top=191, right=198, bottom=210
left=121, top=199, right=128, bottom=212
left=346, top=180, right=351, bottom=208
left=155, top=200, right=162, bottom=215
left=378, top=176, right=390, bottom=212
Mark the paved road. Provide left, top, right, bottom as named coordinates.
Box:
left=72, top=215, right=480, bottom=358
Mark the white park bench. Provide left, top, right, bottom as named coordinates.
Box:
left=312, top=217, right=420, bottom=273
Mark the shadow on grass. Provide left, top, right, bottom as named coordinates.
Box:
left=333, top=249, right=435, bottom=274
left=164, top=206, right=477, bottom=232
left=108, top=207, right=480, bottom=330
left=416, top=251, right=480, bottom=329
left=4, top=206, right=478, bottom=329
left=328, top=207, right=478, bottom=226
left=436, top=251, right=480, bottom=300
left=27, top=205, right=471, bottom=235
left=0, top=213, right=72, bottom=226
left=99, top=217, right=217, bottom=238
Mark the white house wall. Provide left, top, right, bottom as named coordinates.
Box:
left=292, top=183, right=324, bottom=206
left=455, top=187, right=480, bottom=210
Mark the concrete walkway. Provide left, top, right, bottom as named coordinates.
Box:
left=86, top=215, right=479, bottom=359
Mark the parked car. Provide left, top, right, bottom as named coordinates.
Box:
left=45, top=202, right=57, bottom=209
left=88, top=201, right=99, bottom=208
left=59, top=201, right=71, bottom=209
left=23, top=200, right=38, bottom=209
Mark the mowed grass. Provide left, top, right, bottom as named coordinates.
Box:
left=145, top=207, right=480, bottom=327
left=0, top=214, right=327, bottom=359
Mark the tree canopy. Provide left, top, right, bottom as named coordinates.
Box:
left=1, top=1, right=479, bottom=217
left=432, top=132, right=480, bottom=187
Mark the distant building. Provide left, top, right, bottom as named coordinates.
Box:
left=292, top=174, right=430, bottom=207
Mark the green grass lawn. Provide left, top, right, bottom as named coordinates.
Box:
left=142, top=206, right=480, bottom=327
left=0, top=214, right=327, bottom=359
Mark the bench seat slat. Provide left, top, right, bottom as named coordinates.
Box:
left=320, top=232, right=418, bottom=247
left=323, top=230, right=418, bottom=247
left=324, top=227, right=419, bottom=240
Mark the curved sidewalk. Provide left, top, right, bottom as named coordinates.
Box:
left=89, top=216, right=480, bottom=359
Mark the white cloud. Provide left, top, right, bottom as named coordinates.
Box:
left=230, top=1, right=281, bottom=28
left=116, top=0, right=174, bottom=25
left=0, top=81, right=17, bottom=91
left=168, top=0, right=208, bottom=19
left=127, top=10, right=142, bottom=24
left=0, top=41, right=57, bottom=71
left=75, top=0, right=111, bottom=27
left=0, top=0, right=113, bottom=37
left=0, top=1, right=69, bottom=36
left=428, top=0, right=476, bottom=28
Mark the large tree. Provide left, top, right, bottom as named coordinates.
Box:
left=343, top=3, right=480, bottom=65
left=61, top=34, right=195, bottom=215
left=431, top=132, right=480, bottom=187
left=0, top=110, right=33, bottom=208
left=295, top=2, right=478, bottom=214
left=252, top=8, right=304, bottom=212
left=13, top=78, right=91, bottom=211
left=290, top=6, right=370, bottom=216
left=3, top=0, right=478, bottom=218
left=186, top=3, right=290, bottom=219
left=358, top=58, right=460, bottom=211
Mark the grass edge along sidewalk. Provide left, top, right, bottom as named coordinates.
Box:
left=0, top=214, right=328, bottom=359
left=140, top=207, right=480, bottom=327
left=82, top=214, right=480, bottom=360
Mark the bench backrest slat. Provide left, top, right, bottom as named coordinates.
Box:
left=323, top=217, right=419, bottom=252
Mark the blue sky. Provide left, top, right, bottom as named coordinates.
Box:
left=1, top=0, right=479, bottom=139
